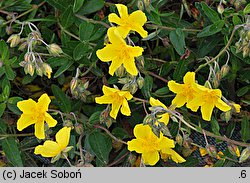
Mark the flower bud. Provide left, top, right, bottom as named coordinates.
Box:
left=216, top=72, right=222, bottom=82
left=228, top=144, right=241, bottom=157
left=115, top=65, right=126, bottom=77
left=47, top=43, right=63, bottom=56
left=137, top=76, right=144, bottom=89
left=175, top=134, right=183, bottom=146
left=143, top=114, right=154, bottom=125
left=18, top=41, right=28, bottom=51
left=221, top=64, right=230, bottom=78
left=232, top=103, right=241, bottom=113
left=75, top=122, right=84, bottom=135
left=112, top=139, right=123, bottom=151
left=70, top=77, right=78, bottom=92
left=7, top=34, right=21, bottom=47
left=206, top=145, right=217, bottom=158
left=224, top=110, right=232, bottom=122
left=239, top=147, right=250, bottom=163
left=63, top=120, right=73, bottom=128
left=122, top=83, right=130, bottom=91
left=24, top=62, right=35, bottom=76
left=128, top=154, right=137, bottom=165
left=183, top=138, right=192, bottom=149
left=42, top=63, right=52, bottom=79
left=204, top=80, right=212, bottom=89
left=137, top=0, right=144, bottom=11
left=242, top=46, right=249, bottom=58
left=212, top=79, right=220, bottom=88
left=129, top=83, right=138, bottom=94
left=6, top=26, right=13, bottom=35
left=36, top=65, right=44, bottom=77
left=217, top=4, right=224, bottom=14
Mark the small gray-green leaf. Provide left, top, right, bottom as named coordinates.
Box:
left=201, top=2, right=220, bottom=23
left=79, top=22, right=95, bottom=42
left=73, top=0, right=85, bottom=13
left=0, top=103, right=6, bottom=117
left=243, top=3, right=250, bottom=14
left=169, top=28, right=185, bottom=55
left=77, top=0, right=104, bottom=15
left=60, top=6, right=75, bottom=28
left=241, top=115, right=250, bottom=142
left=197, top=20, right=225, bottom=38
left=54, top=59, right=74, bottom=78
left=73, top=42, right=89, bottom=60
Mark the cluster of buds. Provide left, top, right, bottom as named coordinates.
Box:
left=70, top=69, right=91, bottom=102
left=99, top=106, right=115, bottom=128
left=6, top=21, right=63, bottom=79
left=137, top=0, right=151, bottom=12
left=235, top=28, right=250, bottom=58
left=118, top=74, right=144, bottom=94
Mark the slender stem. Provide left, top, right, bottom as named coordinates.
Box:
left=133, top=97, right=148, bottom=103
left=78, top=134, right=84, bottom=162
left=0, top=133, right=33, bottom=137
left=147, top=71, right=168, bottom=83
left=146, top=23, right=201, bottom=32
left=62, top=153, right=73, bottom=167
left=195, top=26, right=240, bottom=73
left=2, top=2, right=46, bottom=26
left=58, top=23, right=80, bottom=41
left=75, top=14, right=110, bottom=28
left=107, top=151, right=130, bottom=167
left=0, top=9, right=13, bottom=16
left=93, top=125, right=127, bottom=145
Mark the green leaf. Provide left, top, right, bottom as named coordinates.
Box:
left=73, top=42, right=89, bottom=60
left=60, top=6, right=75, bottom=28
left=201, top=2, right=220, bottom=23
left=154, top=87, right=170, bottom=96
left=241, top=115, right=250, bottom=142
left=141, top=75, right=153, bottom=99
left=53, top=59, right=74, bottom=78
left=0, top=103, right=6, bottom=117
left=2, top=137, right=23, bottom=166
left=237, top=86, right=250, bottom=97
left=89, top=111, right=102, bottom=125
left=51, top=84, right=71, bottom=113
left=79, top=22, right=95, bottom=42
left=0, top=40, right=9, bottom=61
left=0, top=118, right=7, bottom=133
left=73, top=0, right=85, bottom=13
left=173, top=60, right=188, bottom=82
left=211, top=117, right=220, bottom=136
left=46, top=0, right=67, bottom=11
left=7, top=97, right=23, bottom=115
left=243, top=3, right=250, bottom=14
left=88, top=131, right=112, bottom=165
left=112, top=127, right=129, bottom=139
left=77, top=0, right=104, bottom=15
left=4, top=64, right=15, bottom=80
left=169, top=28, right=185, bottom=55
left=197, top=20, right=225, bottom=37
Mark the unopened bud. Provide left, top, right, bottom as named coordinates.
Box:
left=232, top=103, right=241, bottom=113
left=212, top=79, right=220, bottom=88
left=224, top=110, right=232, bottom=122
left=137, top=0, right=144, bottom=11
left=75, top=122, right=84, bottom=135
left=129, top=83, right=138, bottom=94
left=63, top=120, right=73, bottom=128
left=122, top=83, right=130, bottom=91
left=42, top=63, right=52, bottom=79
left=137, top=77, right=144, bottom=89
left=36, top=65, right=43, bottom=77
left=47, top=43, right=63, bottom=56
left=206, top=145, right=217, bottom=158
left=128, top=154, right=137, bottom=165
left=216, top=72, right=222, bottom=81
left=24, top=63, right=34, bottom=76
left=7, top=34, right=21, bottom=47
left=217, top=4, right=224, bottom=14
left=70, top=77, right=78, bottom=92
left=204, top=80, right=212, bottom=89
left=6, top=26, right=13, bottom=35
left=242, top=46, right=249, bottom=58
left=221, top=64, right=230, bottom=78
left=18, top=41, right=28, bottom=51
left=143, top=114, right=154, bottom=125
left=239, top=147, right=250, bottom=163
left=175, top=134, right=183, bottom=146
left=228, top=144, right=241, bottom=157
left=115, top=65, right=126, bottom=77
left=183, top=138, right=193, bottom=149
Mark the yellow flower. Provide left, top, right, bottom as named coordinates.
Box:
left=95, top=85, right=133, bottom=119
left=160, top=149, right=186, bottom=164
left=188, top=86, right=231, bottom=121
left=108, top=4, right=148, bottom=38
left=168, top=72, right=200, bottom=111
left=127, top=124, right=184, bottom=166
left=149, top=97, right=169, bottom=126
left=34, top=127, right=71, bottom=158
left=96, top=27, right=143, bottom=76
left=17, top=93, right=57, bottom=139
left=232, top=103, right=241, bottom=113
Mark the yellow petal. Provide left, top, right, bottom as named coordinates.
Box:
left=127, top=139, right=144, bottom=153
left=124, top=92, right=133, bottom=100
left=168, top=149, right=186, bottom=163
left=215, top=99, right=231, bottom=112
left=120, top=99, right=131, bottom=116
left=160, top=136, right=175, bottom=150
left=199, top=148, right=208, bottom=157
left=56, top=127, right=71, bottom=150
left=108, top=13, right=121, bottom=25
left=34, top=141, right=61, bottom=157
left=45, top=113, right=57, bottom=127
left=233, top=104, right=241, bottom=113
left=213, top=89, right=222, bottom=98
left=201, top=103, right=214, bottom=121
left=131, top=24, right=148, bottom=38
left=149, top=97, right=167, bottom=109
left=183, top=72, right=195, bottom=84
left=107, top=27, right=125, bottom=45
left=133, top=124, right=151, bottom=139
left=17, top=114, right=36, bottom=131
left=110, top=101, right=122, bottom=119
left=102, top=85, right=119, bottom=95
left=187, top=95, right=203, bottom=111
left=129, top=10, right=147, bottom=26
left=171, top=94, right=186, bottom=108
left=34, top=121, right=45, bottom=139
left=96, top=44, right=117, bottom=62
left=158, top=113, right=170, bottom=126
left=168, top=80, right=183, bottom=93
left=130, top=46, right=144, bottom=57
left=123, top=58, right=138, bottom=76
left=95, top=95, right=113, bottom=104
left=37, top=93, right=51, bottom=112
left=109, top=59, right=123, bottom=76
left=116, top=26, right=130, bottom=38
left=17, top=99, right=37, bottom=114
left=142, top=151, right=159, bottom=166
left=115, top=4, right=129, bottom=19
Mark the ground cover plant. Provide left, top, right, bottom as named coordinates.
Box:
left=0, top=0, right=250, bottom=167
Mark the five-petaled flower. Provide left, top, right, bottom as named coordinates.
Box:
left=95, top=85, right=133, bottom=119
left=96, top=27, right=143, bottom=76
left=34, top=127, right=72, bottom=159
left=168, top=72, right=199, bottom=111
left=149, top=97, right=170, bottom=126
left=17, top=93, right=57, bottom=139
left=108, top=4, right=148, bottom=38
left=188, top=86, right=231, bottom=121
left=127, top=124, right=185, bottom=166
